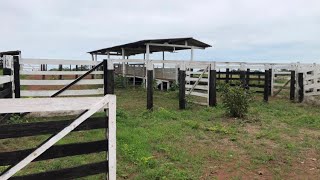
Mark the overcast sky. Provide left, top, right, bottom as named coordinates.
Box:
left=1, top=0, right=320, bottom=63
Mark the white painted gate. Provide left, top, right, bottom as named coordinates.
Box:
left=0, top=95, right=116, bottom=180
left=185, top=64, right=210, bottom=105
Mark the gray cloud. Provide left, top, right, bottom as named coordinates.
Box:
left=0, top=0, right=320, bottom=62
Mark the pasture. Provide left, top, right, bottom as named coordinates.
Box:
left=1, top=87, right=319, bottom=179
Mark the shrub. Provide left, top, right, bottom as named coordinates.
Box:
left=169, top=81, right=179, bottom=91
left=115, top=75, right=126, bottom=88
left=220, top=84, right=253, bottom=118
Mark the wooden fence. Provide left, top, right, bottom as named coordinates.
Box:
left=0, top=95, right=116, bottom=180
left=1, top=54, right=317, bottom=109
left=20, top=58, right=104, bottom=97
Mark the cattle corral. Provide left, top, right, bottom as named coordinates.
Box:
left=0, top=38, right=320, bottom=179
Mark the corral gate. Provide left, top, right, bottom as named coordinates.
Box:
left=185, top=63, right=210, bottom=105
left=0, top=95, right=116, bottom=180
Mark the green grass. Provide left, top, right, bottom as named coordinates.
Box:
left=1, top=87, right=320, bottom=179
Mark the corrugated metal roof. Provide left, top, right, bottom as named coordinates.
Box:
left=88, top=37, right=211, bottom=56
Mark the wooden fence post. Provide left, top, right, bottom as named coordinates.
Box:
left=298, top=73, right=304, bottom=103
left=147, top=66, right=153, bottom=110
left=290, top=71, right=295, bottom=101
left=226, top=68, right=229, bottom=83
left=264, top=70, right=269, bottom=102
left=3, top=68, right=12, bottom=98
left=104, top=60, right=114, bottom=95
left=59, top=64, right=62, bottom=80
left=13, top=56, right=20, bottom=98
left=91, top=65, right=95, bottom=79
left=41, top=64, right=45, bottom=80
left=269, top=68, right=272, bottom=96
left=75, top=65, right=78, bottom=79
left=179, top=68, right=186, bottom=109
left=240, top=70, right=246, bottom=87
left=246, top=68, right=250, bottom=89
left=209, top=67, right=217, bottom=107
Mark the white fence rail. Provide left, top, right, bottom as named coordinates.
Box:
left=0, top=75, right=12, bottom=85
left=19, top=58, right=103, bottom=97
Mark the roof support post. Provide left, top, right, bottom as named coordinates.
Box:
left=162, top=51, right=165, bottom=68
left=91, top=53, right=94, bottom=61
left=145, top=44, right=150, bottom=88
left=121, top=48, right=126, bottom=87
left=191, top=47, right=194, bottom=61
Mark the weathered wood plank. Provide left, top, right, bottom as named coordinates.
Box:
left=0, top=88, right=11, bottom=98
left=10, top=161, right=106, bottom=180
left=0, top=117, right=105, bottom=139
left=0, top=140, right=106, bottom=166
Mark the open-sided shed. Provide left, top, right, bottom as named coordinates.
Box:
left=88, top=37, right=211, bottom=61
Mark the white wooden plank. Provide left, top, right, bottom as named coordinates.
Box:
left=274, top=72, right=291, bottom=75
left=186, top=77, right=208, bottom=82
left=20, top=71, right=103, bottom=75
left=21, top=58, right=100, bottom=65
left=0, top=97, right=103, bottom=113
left=186, top=71, right=208, bottom=75
left=21, top=89, right=103, bottom=97
left=186, top=91, right=208, bottom=98
left=0, top=75, right=12, bottom=84
left=186, top=84, right=208, bottom=90
left=0, top=95, right=114, bottom=180
left=108, top=95, right=117, bottom=180
left=21, top=79, right=103, bottom=86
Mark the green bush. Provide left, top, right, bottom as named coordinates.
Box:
left=220, top=84, right=253, bottom=118
left=169, top=81, right=179, bottom=91
left=115, top=75, right=126, bottom=88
